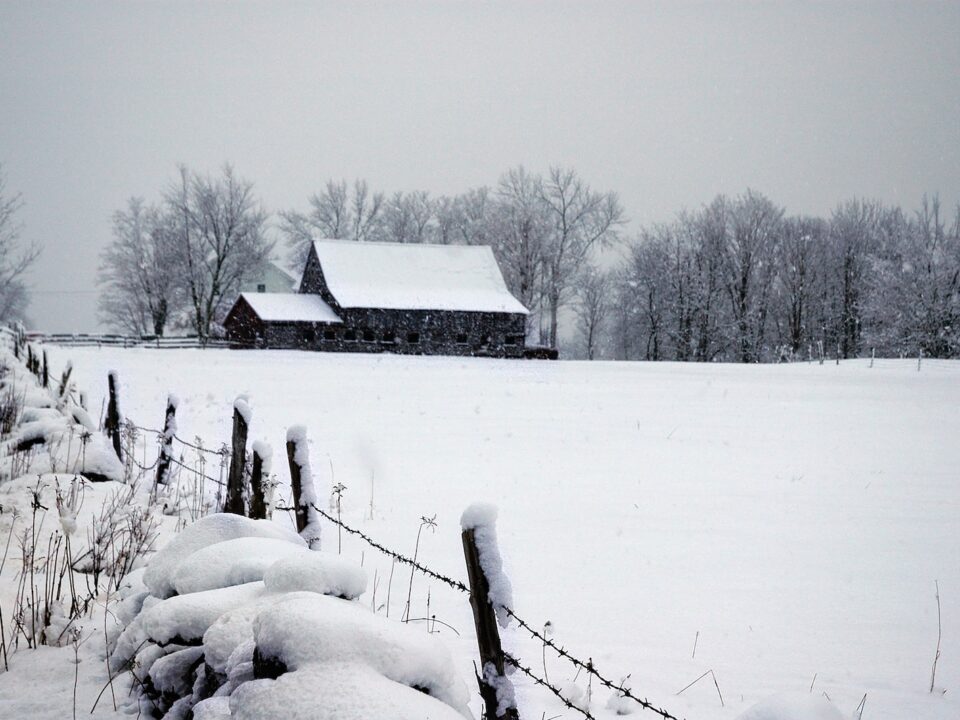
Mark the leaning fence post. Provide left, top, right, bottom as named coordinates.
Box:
left=106, top=371, right=122, bottom=460
left=41, top=350, right=49, bottom=388
left=249, top=441, right=272, bottom=520
left=461, top=504, right=520, bottom=720
left=286, top=426, right=321, bottom=549
left=59, top=362, right=73, bottom=399
left=154, top=395, right=178, bottom=488
left=224, top=398, right=251, bottom=515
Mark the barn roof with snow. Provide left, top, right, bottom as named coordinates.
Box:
left=307, top=241, right=529, bottom=314
left=237, top=292, right=342, bottom=323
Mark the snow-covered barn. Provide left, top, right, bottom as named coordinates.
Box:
left=224, top=240, right=529, bottom=357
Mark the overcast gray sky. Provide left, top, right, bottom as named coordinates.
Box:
left=2, top=0, right=958, bottom=332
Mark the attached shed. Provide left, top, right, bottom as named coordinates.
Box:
left=223, top=292, right=342, bottom=348
left=224, top=240, right=528, bottom=357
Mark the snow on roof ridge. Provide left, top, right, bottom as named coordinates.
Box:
left=310, top=241, right=529, bottom=315
left=312, top=238, right=498, bottom=251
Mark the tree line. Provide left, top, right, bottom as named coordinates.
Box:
left=607, top=191, right=960, bottom=362
left=6, top=159, right=950, bottom=360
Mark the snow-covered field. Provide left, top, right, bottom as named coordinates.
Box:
left=33, top=347, right=960, bottom=718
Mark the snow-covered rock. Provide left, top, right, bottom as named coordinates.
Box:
left=229, top=662, right=468, bottom=720
left=262, top=551, right=366, bottom=599
left=113, top=582, right=268, bottom=669
left=252, top=593, right=471, bottom=717
left=143, top=513, right=305, bottom=599
left=173, top=537, right=307, bottom=595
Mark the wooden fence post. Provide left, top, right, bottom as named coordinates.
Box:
left=154, top=395, right=178, bottom=488
left=105, top=371, right=122, bottom=460
left=286, top=426, right=320, bottom=548
left=461, top=512, right=520, bottom=720
left=59, top=362, right=73, bottom=399
left=224, top=399, right=250, bottom=515
left=41, top=350, right=48, bottom=388
left=249, top=442, right=271, bottom=520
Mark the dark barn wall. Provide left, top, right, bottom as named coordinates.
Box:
left=224, top=298, right=266, bottom=345
left=330, top=308, right=527, bottom=358
left=299, top=248, right=342, bottom=311
left=237, top=308, right=526, bottom=358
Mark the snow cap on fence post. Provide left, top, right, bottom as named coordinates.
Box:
left=286, top=425, right=321, bottom=549
left=461, top=502, right=513, bottom=629
left=461, top=502, right=519, bottom=720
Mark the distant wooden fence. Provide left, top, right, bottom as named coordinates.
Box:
left=26, top=332, right=243, bottom=350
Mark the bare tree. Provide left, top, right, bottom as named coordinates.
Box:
left=574, top=265, right=611, bottom=359
left=723, top=190, right=784, bottom=362
left=280, top=179, right=385, bottom=264
left=166, top=165, right=272, bottom=339
left=492, top=168, right=549, bottom=336
left=351, top=179, right=385, bottom=242
left=98, top=197, right=182, bottom=336
left=539, top=167, right=625, bottom=348
left=431, top=195, right=461, bottom=245
left=382, top=191, right=434, bottom=244
left=618, top=231, right=672, bottom=360
left=774, top=216, right=827, bottom=357
left=0, top=165, right=40, bottom=324
left=864, top=196, right=960, bottom=357
left=279, top=180, right=351, bottom=263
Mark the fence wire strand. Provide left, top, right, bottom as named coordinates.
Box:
left=311, top=506, right=685, bottom=720
left=308, top=506, right=471, bottom=593
left=504, top=652, right=596, bottom=720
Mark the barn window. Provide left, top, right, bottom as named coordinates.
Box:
left=345, top=329, right=357, bottom=341
left=456, top=333, right=469, bottom=345
left=302, top=326, right=316, bottom=343
left=382, top=330, right=396, bottom=343
left=363, top=329, right=376, bottom=343
left=505, top=335, right=523, bottom=346
left=407, top=332, right=420, bottom=344
left=257, top=283, right=266, bottom=293
left=323, top=329, right=337, bottom=341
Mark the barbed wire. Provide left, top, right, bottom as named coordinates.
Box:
left=309, top=505, right=684, bottom=720
left=128, top=423, right=227, bottom=459
left=129, top=423, right=164, bottom=436
left=503, top=610, right=683, bottom=719
left=173, top=434, right=227, bottom=457
left=503, top=652, right=596, bottom=720
left=128, top=454, right=161, bottom=473
left=302, top=505, right=471, bottom=594
left=166, top=456, right=226, bottom=487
